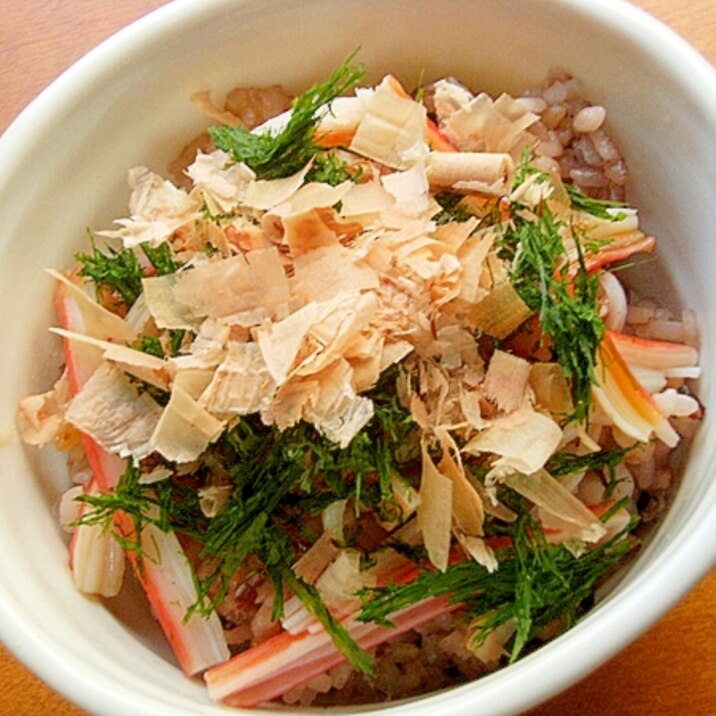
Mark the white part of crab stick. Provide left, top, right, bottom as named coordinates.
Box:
left=55, top=277, right=230, bottom=675
left=135, top=524, right=230, bottom=675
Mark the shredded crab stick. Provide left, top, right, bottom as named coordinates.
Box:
left=584, top=232, right=656, bottom=274
left=313, top=125, right=359, bottom=148
left=592, top=333, right=678, bottom=447
left=133, top=523, right=232, bottom=675
left=281, top=546, right=424, bottom=637
left=564, top=231, right=656, bottom=279
left=56, top=278, right=229, bottom=675
left=207, top=596, right=456, bottom=707
left=69, top=478, right=126, bottom=597
left=384, top=73, right=460, bottom=152
left=212, top=548, right=467, bottom=706
left=607, top=329, right=699, bottom=372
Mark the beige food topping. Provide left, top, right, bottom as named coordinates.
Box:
left=21, top=73, right=691, bottom=577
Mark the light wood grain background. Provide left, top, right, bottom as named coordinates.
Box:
left=1, top=1, right=715, bottom=714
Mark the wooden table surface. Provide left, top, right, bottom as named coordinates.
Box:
left=1, top=1, right=714, bottom=714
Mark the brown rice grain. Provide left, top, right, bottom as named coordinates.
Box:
left=573, top=105, right=607, bottom=133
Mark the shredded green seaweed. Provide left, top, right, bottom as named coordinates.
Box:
left=359, top=516, right=636, bottom=663
left=210, top=51, right=364, bottom=179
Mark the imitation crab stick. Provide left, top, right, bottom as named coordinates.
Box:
left=69, top=477, right=126, bottom=597
left=207, top=596, right=457, bottom=706
left=384, top=73, right=459, bottom=152
left=282, top=547, right=426, bottom=637
left=565, top=232, right=656, bottom=280
left=425, top=116, right=461, bottom=152
left=56, top=278, right=229, bottom=675
left=607, top=329, right=699, bottom=371
left=584, top=232, right=656, bottom=274
left=313, top=126, right=359, bottom=149
left=592, top=333, right=678, bottom=447
left=213, top=544, right=477, bottom=706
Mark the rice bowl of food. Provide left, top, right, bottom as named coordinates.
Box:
left=1, top=0, right=715, bottom=714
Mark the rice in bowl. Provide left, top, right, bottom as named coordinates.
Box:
left=16, top=55, right=703, bottom=708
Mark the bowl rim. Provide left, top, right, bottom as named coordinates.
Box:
left=1, top=0, right=716, bottom=714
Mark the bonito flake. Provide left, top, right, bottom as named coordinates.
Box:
left=303, top=360, right=374, bottom=448
left=65, top=363, right=163, bottom=461
left=291, top=245, right=379, bottom=304
left=273, top=180, right=354, bottom=218
left=242, top=163, right=312, bottom=211
left=463, top=406, right=563, bottom=481
left=173, top=247, right=291, bottom=321
left=200, top=341, right=276, bottom=416
left=100, top=167, right=200, bottom=248
left=417, top=441, right=453, bottom=573
left=483, top=349, right=531, bottom=414
left=349, top=75, right=428, bottom=170
left=52, top=328, right=174, bottom=390
left=150, top=384, right=225, bottom=463
left=256, top=291, right=377, bottom=385
left=439, top=90, right=539, bottom=158
left=171, top=318, right=232, bottom=371
left=142, top=273, right=200, bottom=330
left=17, top=371, right=71, bottom=446
left=186, top=150, right=256, bottom=215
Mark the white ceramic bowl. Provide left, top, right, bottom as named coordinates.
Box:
left=1, top=1, right=715, bottom=714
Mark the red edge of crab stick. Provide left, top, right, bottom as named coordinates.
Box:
left=597, top=333, right=665, bottom=428
left=55, top=278, right=229, bottom=675
left=211, top=548, right=475, bottom=706
left=607, top=329, right=699, bottom=369
left=209, top=596, right=457, bottom=707
left=584, top=233, right=656, bottom=274
left=384, top=73, right=459, bottom=152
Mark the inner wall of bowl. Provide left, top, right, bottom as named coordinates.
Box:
left=1, top=1, right=715, bottom=714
